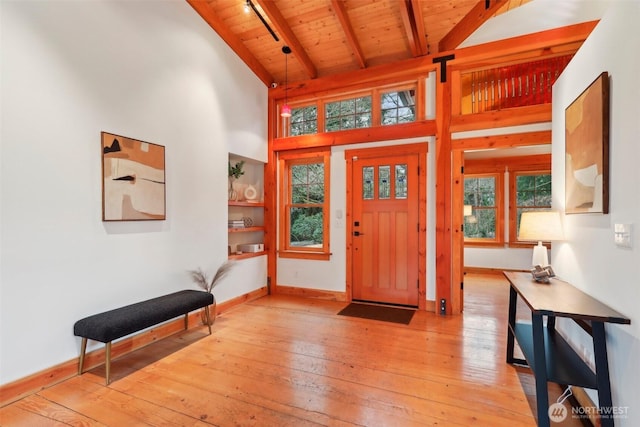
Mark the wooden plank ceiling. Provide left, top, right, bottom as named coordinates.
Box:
left=187, top=0, right=532, bottom=87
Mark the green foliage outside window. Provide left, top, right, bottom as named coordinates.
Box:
left=325, top=96, right=372, bottom=132
left=290, top=163, right=325, bottom=246
left=464, top=176, right=497, bottom=239
left=515, top=173, right=552, bottom=234
left=290, top=106, right=318, bottom=136
left=290, top=207, right=323, bottom=246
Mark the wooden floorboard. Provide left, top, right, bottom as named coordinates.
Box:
left=0, top=273, right=586, bottom=426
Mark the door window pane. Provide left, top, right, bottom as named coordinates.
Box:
left=379, top=165, right=390, bottom=199
left=363, top=166, right=374, bottom=200
left=395, top=164, right=407, bottom=199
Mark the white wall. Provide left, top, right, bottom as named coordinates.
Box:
left=552, top=1, right=640, bottom=424
left=0, top=0, right=267, bottom=385
left=461, top=0, right=612, bottom=48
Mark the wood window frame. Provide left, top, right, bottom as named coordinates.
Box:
left=288, top=103, right=319, bottom=138
left=279, top=100, right=319, bottom=138
left=277, top=80, right=423, bottom=139
left=278, top=148, right=331, bottom=260
left=463, top=172, right=504, bottom=247
left=508, top=169, right=552, bottom=248
left=323, top=92, right=373, bottom=133
left=378, top=83, right=419, bottom=126
left=464, top=154, right=551, bottom=248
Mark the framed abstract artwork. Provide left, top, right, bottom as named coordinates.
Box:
left=564, top=71, right=610, bottom=214
left=102, top=132, right=166, bottom=221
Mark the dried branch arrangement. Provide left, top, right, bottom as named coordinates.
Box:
left=189, top=260, right=235, bottom=293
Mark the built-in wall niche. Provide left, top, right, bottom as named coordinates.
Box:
left=228, top=154, right=265, bottom=260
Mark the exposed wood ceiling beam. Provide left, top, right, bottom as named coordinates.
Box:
left=331, top=0, right=366, bottom=69
left=186, top=0, right=274, bottom=86
left=255, top=0, right=318, bottom=80
left=271, top=21, right=596, bottom=101
left=399, top=1, right=417, bottom=56
left=410, top=0, right=428, bottom=55
left=438, top=0, right=509, bottom=52
left=399, top=0, right=427, bottom=57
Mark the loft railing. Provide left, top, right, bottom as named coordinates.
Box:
left=460, top=55, right=573, bottom=114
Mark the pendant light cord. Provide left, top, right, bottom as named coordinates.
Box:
left=283, top=46, right=291, bottom=103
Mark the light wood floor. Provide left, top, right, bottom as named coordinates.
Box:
left=0, top=273, right=587, bottom=426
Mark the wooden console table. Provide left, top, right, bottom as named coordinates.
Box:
left=504, top=271, right=630, bottom=427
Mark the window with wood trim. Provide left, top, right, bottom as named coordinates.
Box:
left=278, top=149, right=330, bottom=260
left=325, top=96, right=372, bottom=132
left=290, top=105, right=318, bottom=136
left=510, top=171, right=552, bottom=245
left=381, top=88, right=416, bottom=125
left=463, top=173, right=503, bottom=245
left=278, top=81, right=421, bottom=138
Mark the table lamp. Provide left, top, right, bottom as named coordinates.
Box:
left=518, top=211, right=564, bottom=267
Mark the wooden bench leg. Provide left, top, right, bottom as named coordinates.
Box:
left=105, top=342, right=112, bottom=386
left=78, top=338, right=87, bottom=375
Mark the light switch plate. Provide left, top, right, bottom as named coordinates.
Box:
left=614, top=223, right=632, bottom=248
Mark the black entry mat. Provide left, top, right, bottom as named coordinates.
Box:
left=337, top=303, right=415, bottom=325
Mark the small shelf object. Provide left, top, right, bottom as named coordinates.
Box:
left=228, top=154, right=265, bottom=260
left=504, top=271, right=630, bottom=427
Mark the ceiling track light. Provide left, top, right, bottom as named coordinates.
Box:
left=244, top=0, right=279, bottom=42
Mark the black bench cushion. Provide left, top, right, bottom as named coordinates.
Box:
left=73, top=290, right=213, bottom=343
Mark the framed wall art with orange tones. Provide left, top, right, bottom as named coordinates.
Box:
left=565, top=72, right=610, bottom=214
left=101, top=132, right=166, bottom=221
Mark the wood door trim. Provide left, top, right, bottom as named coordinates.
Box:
left=345, top=142, right=428, bottom=160
left=345, top=142, right=428, bottom=310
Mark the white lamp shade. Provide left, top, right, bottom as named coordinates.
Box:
left=518, top=211, right=564, bottom=242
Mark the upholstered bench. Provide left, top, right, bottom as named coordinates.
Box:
left=73, top=290, right=214, bottom=384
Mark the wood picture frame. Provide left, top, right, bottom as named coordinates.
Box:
left=564, top=71, right=610, bottom=214
left=102, top=132, right=166, bottom=221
